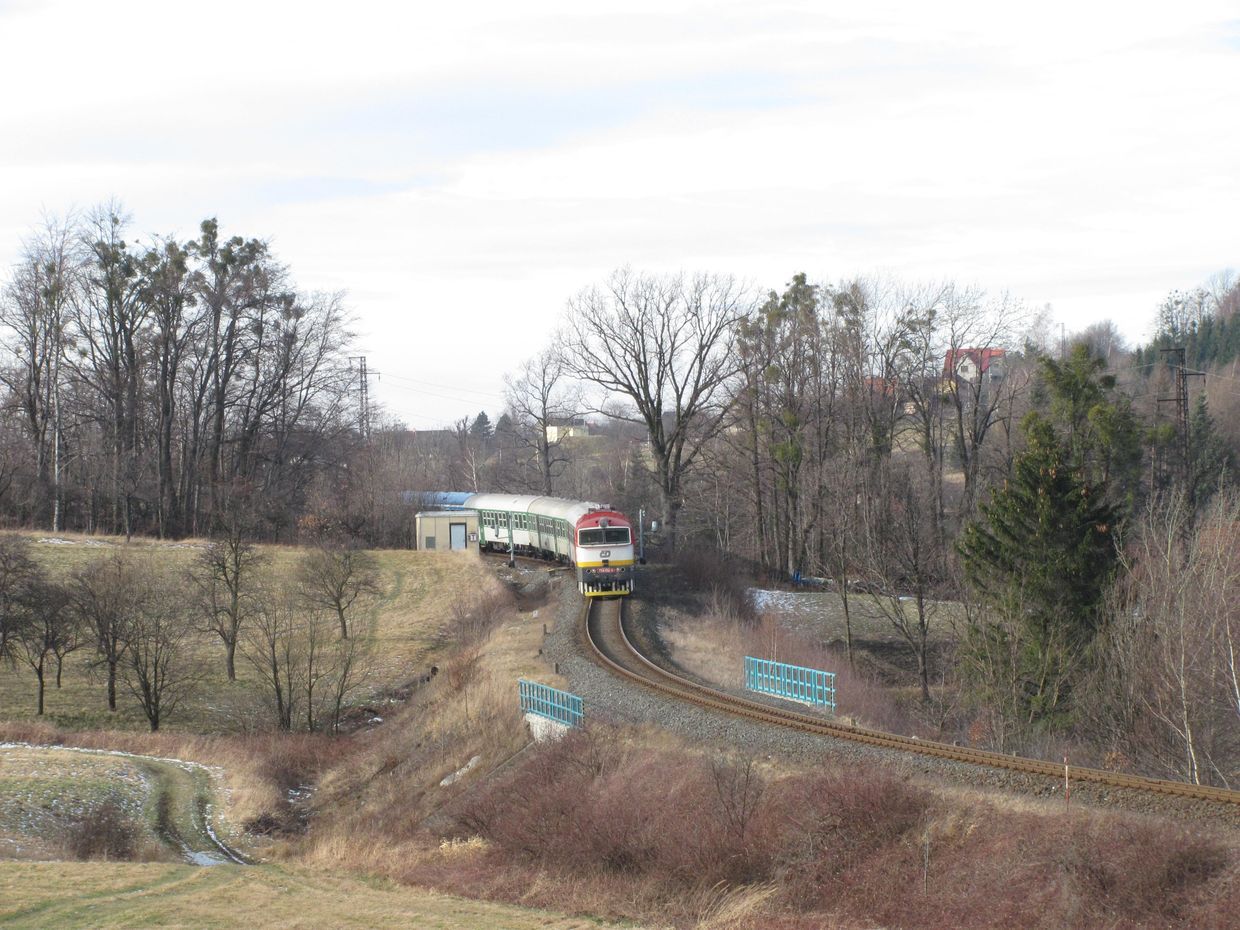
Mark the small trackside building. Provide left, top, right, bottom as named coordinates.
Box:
left=415, top=510, right=480, bottom=552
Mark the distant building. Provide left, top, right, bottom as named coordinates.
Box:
left=546, top=418, right=590, bottom=444
left=943, top=348, right=1006, bottom=384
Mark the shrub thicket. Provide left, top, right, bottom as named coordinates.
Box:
left=63, top=800, right=140, bottom=861
left=448, top=725, right=1234, bottom=929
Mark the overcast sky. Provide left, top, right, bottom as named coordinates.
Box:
left=2, top=1, right=1238, bottom=427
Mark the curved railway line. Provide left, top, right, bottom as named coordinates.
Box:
left=583, top=596, right=1240, bottom=810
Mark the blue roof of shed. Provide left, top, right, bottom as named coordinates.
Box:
left=420, top=491, right=474, bottom=508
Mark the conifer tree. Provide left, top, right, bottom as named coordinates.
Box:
left=958, top=414, right=1118, bottom=730
left=469, top=410, right=493, bottom=440
left=1038, top=344, right=1141, bottom=504
left=1189, top=394, right=1233, bottom=506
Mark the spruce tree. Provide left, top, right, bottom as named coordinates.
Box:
left=1189, top=394, right=1233, bottom=505
left=469, top=410, right=493, bottom=440
left=958, top=414, right=1118, bottom=729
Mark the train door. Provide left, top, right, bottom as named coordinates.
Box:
left=449, top=522, right=467, bottom=550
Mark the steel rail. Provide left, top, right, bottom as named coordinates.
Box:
left=583, top=598, right=1240, bottom=808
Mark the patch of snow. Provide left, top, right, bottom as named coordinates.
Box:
left=748, top=588, right=804, bottom=612
left=186, top=850, right=228, bottom=866
left=440, top=755, right=482, bottom=786
left=524, top=713, right=570, bottom=743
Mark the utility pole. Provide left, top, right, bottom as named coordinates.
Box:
left=1157, top=347, right=1205, bottom=500
left=349, top=356, right=379, bottom=440
left=638, top=507, right=646, bottom=564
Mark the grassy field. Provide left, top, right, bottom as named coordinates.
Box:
left=0, top=532, right=498, bottom=733
left=0, top=553, right=628, bottom=929
left=0, top=861, right=633, bottom=929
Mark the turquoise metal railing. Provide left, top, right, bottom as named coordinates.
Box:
left=744, top=656, right=836, bottom=711
left=519, top=679, right=584, bottom=727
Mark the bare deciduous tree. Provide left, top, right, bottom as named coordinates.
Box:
left=0, top=217, right=76, bottom=530
left=14, top=577, right=76, bottom=716
left=246, top=577, right=372, bottom=732
left=323, top=613, right=371, bottom=734
left=0, top=535, right=38, bottom=663
left=504, top=348, right=581, bottom=495
left=121, top=572, right=200, bottom=731
left=193, top=518, right=265, bottom=680
left=565, top=269, right=748, bottom=552
left=72, top=552, right=146, bottom=712
left=244, top=582, right=301, bottom=731
left=297, top=541, right=379, bottom=639
left=861, top=464, right=947, bottom=702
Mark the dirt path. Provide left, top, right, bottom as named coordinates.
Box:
left=0, top=743, right=246, bottom=865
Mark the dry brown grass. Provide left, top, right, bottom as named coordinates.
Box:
left=0, top=860, right=632, bottom=929
left=289, top=578, right=562, bottom=872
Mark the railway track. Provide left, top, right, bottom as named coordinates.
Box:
left=583, top=596, right=1240, bottom=809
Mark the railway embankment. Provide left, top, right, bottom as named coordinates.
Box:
left=542, top=568, right=1240, bottom=830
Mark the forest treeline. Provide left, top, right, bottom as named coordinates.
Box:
left=0, top=205, right=358, bottom=540
left=452, top=266, right=1240, bottom=787
left=2, top=207, right=1238, bottom=785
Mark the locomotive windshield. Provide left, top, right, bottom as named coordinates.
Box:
left=578, top=527, right=631, bottom=546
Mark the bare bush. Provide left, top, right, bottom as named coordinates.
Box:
left=245, top=576, right=373, bottom=732
left=62, top=799, right=140, bottom=861
left=772, top=770, right=934, bottom=908
left=447, top=590, right=512, bottom=646
left=1086, top=491, right=1240, bottom=786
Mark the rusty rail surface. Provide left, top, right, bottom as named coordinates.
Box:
left=583, top=598, right=1240, bottom=808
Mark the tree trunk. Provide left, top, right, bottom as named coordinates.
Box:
left=35, top=663, right=45, bottom=716
left=659, top=483, right=681, bottom=556
left=840, top=579, right=854, bottom=669
left=107, top=660, right=118, bottom=711
left=918, top=593, right=931, bottom=702
left=226, top=638, right=237, bottom=682
left=747, top=391, right=767, bottom=570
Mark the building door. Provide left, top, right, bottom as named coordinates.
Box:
left=449, top=523, right=467, bottom=550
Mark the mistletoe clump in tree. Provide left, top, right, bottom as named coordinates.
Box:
left=958, top=413, right=1118, bottom=741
